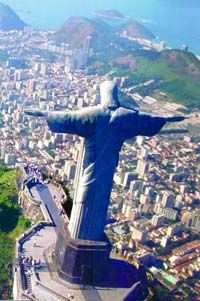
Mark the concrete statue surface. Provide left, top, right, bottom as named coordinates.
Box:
left=25, top=80, right=185, bottom=242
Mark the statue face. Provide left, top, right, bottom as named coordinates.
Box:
left=100, top=81, right=120, bottom=108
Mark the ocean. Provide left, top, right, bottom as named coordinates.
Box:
left=3, top=0, right=200, bottom=55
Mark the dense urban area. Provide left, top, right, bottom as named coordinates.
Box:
left=0, top=13, right=200, bottom=301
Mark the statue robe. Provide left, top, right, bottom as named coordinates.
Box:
left=46, top=106, right=166, bottom=241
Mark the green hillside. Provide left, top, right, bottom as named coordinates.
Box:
left=0, top=167, right=30, bottom=299
left=94, top=49, right=200, bottom=109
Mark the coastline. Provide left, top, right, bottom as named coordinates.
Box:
left=3, top=0, right=200, bottom=55
left=121, top=33, right=200, bottom=60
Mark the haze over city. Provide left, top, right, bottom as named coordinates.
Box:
left=2, top=0, right=200, bottom=54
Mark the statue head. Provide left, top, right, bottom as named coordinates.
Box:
left=100, top=81, right=120, bottom=108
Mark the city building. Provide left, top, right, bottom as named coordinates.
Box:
left=151, top=214, right=165, bottom=228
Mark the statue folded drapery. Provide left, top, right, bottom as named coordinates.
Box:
left=25, top=80, right=185, bottom=241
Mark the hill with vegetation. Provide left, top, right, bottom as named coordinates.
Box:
left=0, top=2, right=25, bottom=31
left=0, top=166, right=30, bottom=299
left=55, top=16, right=111, bottom=50
left=93, top=49, right=200, bottom=109
left=118, top=18, right=155, bottom=40
left=54, top=16, right=154, bottom=51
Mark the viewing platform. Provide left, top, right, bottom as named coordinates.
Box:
left=13, top=164, right=148, bottom=300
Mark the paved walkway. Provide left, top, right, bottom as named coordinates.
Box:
left=23, top=183, right=101, bottom=300
left=22, top=183, right=131, bottom=301
left=22, top=227, right=86, bottom=301
left=30, top=183, right=65, bottom=229
left=22, top=227, right=106, bottom=300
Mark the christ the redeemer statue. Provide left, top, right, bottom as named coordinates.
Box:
left=25, top=81, right=184, bottom=242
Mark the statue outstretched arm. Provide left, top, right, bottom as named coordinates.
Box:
left=165, top=116, right=185, bottom=122
left=25, top=109, right=96, bottom=137
left=135, top=113, right=185, bottom=137
left=24, top=110, right=47, bottom=117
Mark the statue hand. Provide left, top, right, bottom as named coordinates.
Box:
left=165, top=116, right=185, bottom=122
left=24, top=110, right=47, bottom=117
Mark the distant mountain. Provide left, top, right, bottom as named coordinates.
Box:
left=93, top=9, right=125, bottom=19
left=118, top=18, right=155, bottom=40
left=0, top=2, right=26, bottom=31
left=55, top=16, right=113, bottom=50
left=54, top=16, right=154, bottom=50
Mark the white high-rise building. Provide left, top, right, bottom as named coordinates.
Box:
left=84, top=35, right=93, bottom=53
left=40, top=62, right=49, bottom=75
left=0, top=146, right=5, bottom=159
left=4, top=153, right=16, bottom=165
left=139, top=146, right=149, bottom=159
left=34, top=62, right=41, bottom=72
left=123, top=172, right=138, bottom=188
left=131, top=227, right=147, bottom=244
left=136, top=159, right=149, bottom=177
left=161, top=192, right=174, bottom=208
left=129, top=180, right=143, bottom=193
left=160, top=41, right=166, bottom=50
left=64, top=161, right=76, bottom=180
left=151, top=214, right=165, bottom=227
left=136, top=136, right=144, bottom=146
left=167, top=223, right=184, bottom=237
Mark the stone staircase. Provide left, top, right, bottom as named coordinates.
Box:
left=27, top=273, right=32, bottom=293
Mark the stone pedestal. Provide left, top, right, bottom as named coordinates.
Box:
left=52, top=226, right=112, bottom=285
